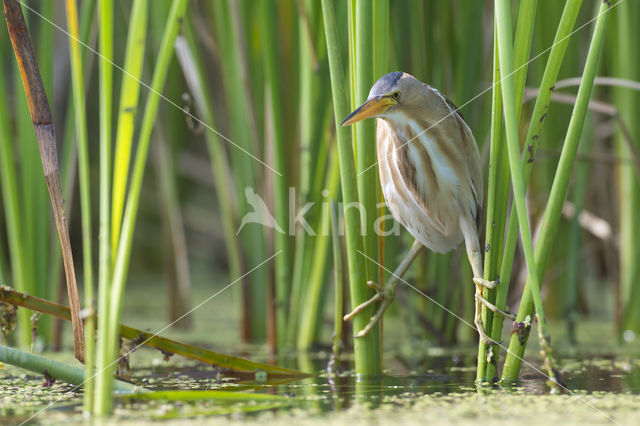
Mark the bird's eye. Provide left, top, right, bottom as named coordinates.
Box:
left=392, top=91, right=400, bottom=100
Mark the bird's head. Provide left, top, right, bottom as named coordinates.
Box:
left=341, top=71, right=422, bottom=126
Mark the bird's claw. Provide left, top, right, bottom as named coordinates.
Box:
left=343, top=281, right=396, bottom=338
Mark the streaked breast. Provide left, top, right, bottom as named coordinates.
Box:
left=376, top=113, right=471, bottom=252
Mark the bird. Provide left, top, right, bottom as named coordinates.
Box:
left=340, top=71, right=515, bottom=343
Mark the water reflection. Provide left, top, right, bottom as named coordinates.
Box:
left=131, top=346, right=640, bottom=415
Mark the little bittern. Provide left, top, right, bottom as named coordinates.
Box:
left=341, top=71, right=515, bottom=343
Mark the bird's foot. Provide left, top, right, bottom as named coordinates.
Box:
left=473, top=276, right=498, bottom=290
left=473, top=277, right=516, bottom=320
left=476, top=293, right=517, bottom=321
left=473, top=277, right=517, bottom=345
left=343, top=280, right=396, bottom=338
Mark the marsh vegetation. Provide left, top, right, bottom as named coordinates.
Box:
left=0, top=0, right=639, bottom=423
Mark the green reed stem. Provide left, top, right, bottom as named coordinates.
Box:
left=478, top=0, right=538, bottom=382
left=94, top=0, right=114, bottom=414
left=476, top=30, right=505, bottom=383
left=353, top=0, right=379, bottom=289
left=111, top=0, right=148, bottom=257
left=297, top=150, right=341, bottom=349
left=288, top=0, right=330, bottom=348
left=210, top=0, right=267, bottom=341
left=64, top=0, right=95, bottom=411
left=485, top=0, right=583, bottom=382
left=0, top=40, right=29, bottom=348
left=613, top=0, right=640, bottom=335
left=261, top=0, right=292, bottom=349
left=565, top=115, right=594, bottom=344
left=330, top=199, right=345, bottom=356
left=0, top=285, right=308, bottom=378
left=95, top=0, right=188, bottom=415
left=502, top=0, right=609, bottom=382
left=176, top=23, right=244, bottom=320
left=11, top=22, right=39, bottom=349
left=322, top=0, right=382, bottom=377
left=0, top=345, right=136, bottom=392
left=494, top=0, right=555, bottom=382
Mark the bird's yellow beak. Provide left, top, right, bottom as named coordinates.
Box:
left=341, top=96, right=394, bottom=126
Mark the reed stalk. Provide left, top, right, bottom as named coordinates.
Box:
left=94, top=0, right=114, bottom=414
left=476, top=31, right=505, bottom=383
left=477, top=0, right=538, bottom=382
left=111, top=0, right=148, bottom=257
left=493, top=0, right=555, bottom=383
left=175, top=25, right=244, bottom=327
left=297, top=152, right=340, bottom=349
left=34, top=0, right=53, bottom=339
left=12, top=8, right=47, bottom=349
left=3, top=0, right=84, bottom=359
left=49, top=0, right=96, bottom=351
left=0, top=345, right=136, bottom=392
left=322, top=0, right=381, bottom=377
left=502, top=0, right=610, bottom=382
left=352, top=0, right=379, bottom=294
left=288, top=0, right=331, bottom=348
left=565, top=116, right=594, bottom=344
left=261, top=0, right=292, bottom=350
left=484, top=0, right=583, bottom=381
left=94, top=0, right=189, bottom=414
left=210, top=0, right=267, bottom=341
left=64, top=0, right=96, bottom=411
left=0, top=34, right=29, bottom=348
left=482, top=0, right=583, bottom=383
left=330, top=199, right=344, bottom=357
left=612, top=0, right=640, bottom=336
left=0, top=285, right=308, bottom=377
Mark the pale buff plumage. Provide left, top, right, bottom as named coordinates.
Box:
left=376, top=76, right=483, bottom=259
left=342, top=71, right=514, bottom=342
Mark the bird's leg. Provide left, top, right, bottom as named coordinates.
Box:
left=344, top=240, right=424, bottom=338
left=474, top=279, right=495, bottom=345
left=469, top=250, right=517, bottom=345
left=474, top=283, right=516, bottom=320
left=460, top=217, right=516, bottom=344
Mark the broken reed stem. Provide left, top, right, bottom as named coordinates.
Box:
left=3, top=0, right=84, bottom=361
left=0, top=286, right=308, bottom=377
left=0, top=345, right=136, bottom=392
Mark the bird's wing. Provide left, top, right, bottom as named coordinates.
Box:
left=458, top=115, right=484, bottom=236
left=395, top=137, right=448, bottom=235
left=421, top=83, right=484, bottom=235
